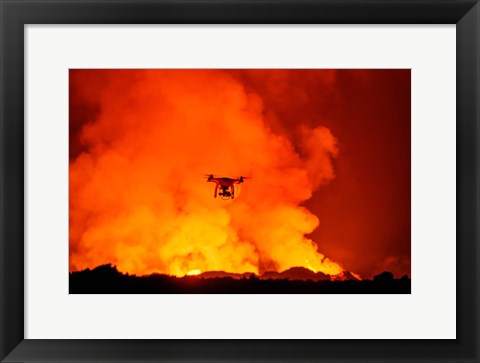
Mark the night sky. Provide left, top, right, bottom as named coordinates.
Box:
left=70, top=69, right=410, bottom=279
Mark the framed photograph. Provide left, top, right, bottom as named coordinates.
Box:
left=1, top=0, right=478, bottom=362
left=67, top=68, right=411, bottom=295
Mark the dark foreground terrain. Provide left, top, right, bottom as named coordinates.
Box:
left=70, top=264, right=410, bottom=294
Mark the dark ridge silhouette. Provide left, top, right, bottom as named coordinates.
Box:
left=260, top=267, right=331, bottom=281
left=197, top=267, right=331, bottom=281
left=373, top=271, right=395, bottom=282
left=198, top=271, right=254, bottom=279
left=69, top=264, right=410, bottom=294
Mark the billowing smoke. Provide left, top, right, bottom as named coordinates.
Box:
left=69, top=70, right=343, bottom=276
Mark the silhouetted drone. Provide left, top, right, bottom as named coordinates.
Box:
left=203, top=174, right=251, bottom=200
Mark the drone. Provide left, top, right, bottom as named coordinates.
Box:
left=203, top=174, right=250, bottom=200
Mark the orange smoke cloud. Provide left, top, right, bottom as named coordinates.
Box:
left=69, top=69, right=344, bottom=277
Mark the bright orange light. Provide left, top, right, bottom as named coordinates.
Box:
left=186, top=269, right=202, bottom=276
left=69, top=70, right=345, bottom=278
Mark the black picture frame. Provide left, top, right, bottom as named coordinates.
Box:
left=1, top=1, right=479, bottom=362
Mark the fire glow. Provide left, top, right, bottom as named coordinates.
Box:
left=69, top=70, right=346, bottom=278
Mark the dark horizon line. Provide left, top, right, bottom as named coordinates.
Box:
left=70, top=263, right=410, bottom=282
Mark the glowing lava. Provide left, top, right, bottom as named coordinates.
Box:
left=69, top=69, right=345, bottom=278
left=186, top=269, right=202, bottom=276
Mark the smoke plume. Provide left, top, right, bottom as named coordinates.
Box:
left=69, top=70, right=343, bottom=276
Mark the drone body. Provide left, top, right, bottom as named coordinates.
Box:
left=204, top=174, right=249, bottom=200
